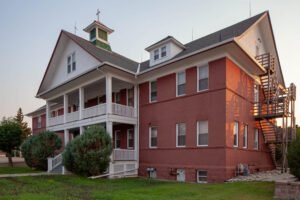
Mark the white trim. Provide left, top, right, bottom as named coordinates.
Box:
left=197, top=64, right=209, bottom=92
left=114, top=130, right=121, bottom=149
left=254, top=128, right=259, bottom=150
left=176, top=71, right=186, bottom=97
left=176, top=123, right=186, bottom=148
left=127, top=128, right=134, bottom=149
left=149, top=127, right=157, bottom=148
left=233, top=121, right=239, bottom=147
left=243, top=124, right=248, bottom=149
left=197, top=120, right=209, bottom=147
left=149, top=80, right=157, bottom=103
left=196, top=170, right=208, bottom=183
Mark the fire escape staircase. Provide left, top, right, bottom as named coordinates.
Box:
left=254, top=53, right=289, bottom=167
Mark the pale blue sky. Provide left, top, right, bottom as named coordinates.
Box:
left=0, top=0, right=299, bottom=127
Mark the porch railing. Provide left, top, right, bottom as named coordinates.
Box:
left=82, top=103, right=106, bottom=119
left=66, top=111, right=79, bottom=122
left=113, top=149, right=136, bottom=161
left=48, top=115, right=64, bottom=127
left=112, top=103, right=135, bottom=118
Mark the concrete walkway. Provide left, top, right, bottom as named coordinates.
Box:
left=0, top=172, right=50, bottom=178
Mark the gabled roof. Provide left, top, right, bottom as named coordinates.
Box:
left=140, top=11, right=266, bottom=72
left=145, top=35, right=186, bottom=51
left=25, top=105, right=46, bottom=116
left=36, top=30, right=139, bottom=96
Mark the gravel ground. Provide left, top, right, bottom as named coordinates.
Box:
left=227, top=169, right=297, bottom=182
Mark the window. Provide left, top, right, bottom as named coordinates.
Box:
left=197, top=170, right=208, bottom=183
left=90, top=28, right=96, bottom=40
left=67, top=52, right=76, bottom=74
left=197, top=121, right=208, bottom=146
left=98, top=28, right=108, bottom=41
left=198, top=65, right=209, bottom=91
left=233, top=121, right=239, bottom=147
left=115, top=130, right=121, bottom=149
left=37, top=116, right=42, bottom=128
left=154, top=49, right=159, bottom=60
left=176, top=71, right=186, bottom=96
left=127, top=88, right=134, bottom=107
left=150, top=80, right=157, bottom=102
left=176, top=123, right=186, bottom=147
left=115, top=92, right=121, bottom=104
left=161, top=46, right=167, bottom=57
left=127, top=129, right=134, bottom=149
left=243, top=125, right=248, bottom=148
left=254, top=129, right=259, bottom=150
left=254, top=84, right=259, bottom=102
left=149, top=127, right=157, bottom=148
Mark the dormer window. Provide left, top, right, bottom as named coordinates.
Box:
left=154, top=49, right=159, bottom=60
left=161, top=46, right=167, bottom=57
left=67, top=52, right=76, bottom=74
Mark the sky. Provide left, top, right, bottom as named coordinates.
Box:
left=0, top=0, right=300, bottom=127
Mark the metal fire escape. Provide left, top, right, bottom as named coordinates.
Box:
left=254, top=53, right=296, bottom=172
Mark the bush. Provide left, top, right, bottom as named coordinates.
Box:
left=63, top=126, right=112, bottom=176
left=287, top=135, right=300, bottom=179
left=21, top=131, right=62, bottom=170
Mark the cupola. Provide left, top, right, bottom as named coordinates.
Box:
left=83, top=18, right=114, bottom=51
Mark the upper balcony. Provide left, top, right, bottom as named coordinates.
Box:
left=47, top=75, right=137, bottom=127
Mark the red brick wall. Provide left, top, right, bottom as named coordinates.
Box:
left=139, top=57, right=227, bottom=183
left=224, top=58, right=274, bottom=179
left=32, top=114, right=46, bottom=135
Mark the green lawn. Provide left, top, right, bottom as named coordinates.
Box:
left=0, top=175, right=274, bottom=200
left=0, top=167, right=41, bottom=175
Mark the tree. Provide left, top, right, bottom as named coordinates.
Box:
left=288, top=135, right=300, bottom=180
left=14, top=108, right=31, bottom=141
left=21, top=131, right=62, bottom=170
left=63, top=126, right=112, bottom=176
left=0, top=119, right=22, bottom=166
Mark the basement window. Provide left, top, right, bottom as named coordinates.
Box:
left=197, top=170, right=208, bottom=183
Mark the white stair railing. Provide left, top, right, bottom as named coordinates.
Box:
left=47, top=153, right=63, bottom=172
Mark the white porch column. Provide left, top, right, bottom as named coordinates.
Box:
left=134, top=124, right=139, bottom=162
left=64, top=129, right=69, bottom=146
left=46, top=100, right=50, bottom=128
left=63, top=94, right=68, bottom=123
left=106, top=120, right=114, bottom=174
left=134, top=84, right=138, bottom=117
left=106, top=74, right=112, bottom=114
left=80, top=126, right=84, bottom=135
left=79, top=87, right=84, bottom=120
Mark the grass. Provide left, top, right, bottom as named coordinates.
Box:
left=0, top=167, right=41, bottom=175
left=0, top=175, right=274, bottom=200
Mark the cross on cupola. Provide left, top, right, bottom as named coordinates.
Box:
left=83, top=9, right=114, bottom=51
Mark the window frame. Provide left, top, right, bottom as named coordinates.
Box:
left=161, top=46, right=167, bottom=58
left=243, top=124, right=248, bottom=149
left=154, top=49, right=159, bottom=60
left=127, top=87, right=134, bottom=107
left=67, top=52, right=76, bottom=74
left=254, top=128, right=259, bottom=150
left=176, top=123, right=186, bottom=147
left=149, top=80, right=157, bottom=103
left=197, top=64, right=209, bottom=92
left=37, top=116, right=42, bottom=129
left=197, top=120, right=209, bottom=147
left=114, top=130, right=121, bottom=149
left=176, top=71, right=186, bottom=97
left=149, top=127, right=158, bottom=148
left=197, top=170, right=208, bottom=183
left=233, top=121, right=239, bottom=147
left=127, top=129, right=134, bottom=149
